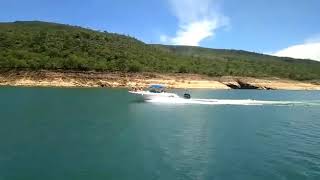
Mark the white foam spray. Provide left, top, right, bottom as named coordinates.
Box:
left=146, top=97, right=320, bottom=106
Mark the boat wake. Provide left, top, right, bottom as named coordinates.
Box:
left=145, top=97, right=320, bottom=106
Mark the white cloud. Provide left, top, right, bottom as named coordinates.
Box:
left=304, top=34, right=320, bottom=43
left=161, top=0, right=228, bottom=46
left=272, top=41, right=320, bottom=62
left=171, top=20, right=217, bottom=46
left=160, top=35, right=169, bottom=43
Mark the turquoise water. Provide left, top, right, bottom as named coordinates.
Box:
left=0, top=87, right=319, bottom=180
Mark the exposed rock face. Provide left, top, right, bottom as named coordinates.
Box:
left=97, top=81, right=111, bottom=88
left=0, top=70, right=319, bottom=90
left=224, top=79, right=275, bottom=90
left=237, top=80, right=260, bottom=89
left=225, top=79, right=260, bottom=89
left=219, top=77, right=320, bottom=90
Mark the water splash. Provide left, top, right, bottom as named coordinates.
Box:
left=146, top=97, right=320, bottom=106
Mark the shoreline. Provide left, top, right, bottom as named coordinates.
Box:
left=0, top=70, right=320, bottom=90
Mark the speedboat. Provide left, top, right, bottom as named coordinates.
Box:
left=129, top=84, right=180, bottom=101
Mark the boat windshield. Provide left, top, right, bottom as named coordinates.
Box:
left=149, top=84, right=166, bottom=93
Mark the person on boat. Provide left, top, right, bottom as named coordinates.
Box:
left=131, top=87, right=139, bottom=91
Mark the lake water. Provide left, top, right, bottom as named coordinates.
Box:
left=0, top=87, right=319, bottom=180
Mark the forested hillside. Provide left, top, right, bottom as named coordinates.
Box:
left=1, top=21, right=320, bottom=80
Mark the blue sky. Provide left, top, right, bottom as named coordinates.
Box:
left=1, top=0, right=320, bottom=60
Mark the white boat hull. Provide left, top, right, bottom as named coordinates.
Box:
left=129, top=91, right=180, bottom=101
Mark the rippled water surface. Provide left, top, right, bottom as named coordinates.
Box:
left=0, top=87, right=319, bottom=180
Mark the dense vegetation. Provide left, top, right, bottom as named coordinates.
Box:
left=1, top=21, right=320, bottom=80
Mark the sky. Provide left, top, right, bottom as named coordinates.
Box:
left=1, top=0, right=320, bottom=61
